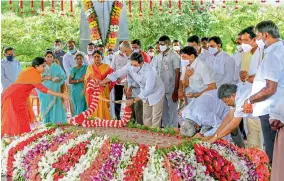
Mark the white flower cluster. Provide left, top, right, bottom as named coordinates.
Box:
left=59, top=135, right=108, bottom=181
left=112, top=144, right=139, bottom=181
left=38, top=131, right=94, bottom=181
left=143, top=146, right=168, bottom=181
left=1, top=127, right=47, bottom=175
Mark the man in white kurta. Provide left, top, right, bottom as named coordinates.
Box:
left=151, top=35, right=181, bottom=128
left=181, top=89, right=245, bottom=147
left=179, top=48, right=216, bottom=103
left=207, top=36, right=235, bottom=88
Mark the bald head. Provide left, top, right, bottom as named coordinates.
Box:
left=180, top=119, right=198, bottom=137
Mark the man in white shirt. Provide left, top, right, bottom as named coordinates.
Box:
left=187, top=35, right=211, bottom=65
left=178, top=46, right=216, bottom=103
left=104, top=48, right=114, bottom=66
left=151, top=35, right=180, bottom=128
left=239, top=26, right=263, bottom=83
left=63, top=40, right=88, bottom=116
left=111, top=42, right=130, bottom=119
left=238, top=26, right=263, bottom=148
left=180, top=89, right=245, bottom=147
left=208, top=84, right=262, bottom=149
left=100, top=52, right=165, bottom=127
left=232, top=34, right=243, bottom=84
left=207, top=36, right=235, bottom=88
left=242, top=20, right=284, bottom=164
left=86, top=43, right=96, bottom=64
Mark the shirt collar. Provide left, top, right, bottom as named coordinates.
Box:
left=189, top=57, right=199, bottom=68
left=264, top=40, right=283, bottom=54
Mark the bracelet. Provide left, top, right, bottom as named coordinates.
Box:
left=77, top=80, right=79, bottom=83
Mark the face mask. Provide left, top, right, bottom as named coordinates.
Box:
left=181, top=59, right=189, bottom=67
left=69, top=48, right=76, bottom=54
left=236, top=45, right=243, bottom=52
left=6, top=55, right=14, bottom=61
left=133, top=48, right=140, bottom=53
left=241, top=43, right=253, bottom=53
left=131, top=66, right=141, bottom=73
left=173, top=46, right=180, bottom=51
left=208, top=47, right=218, bottom=55
left=109, top=54, right=113, bottom=60
left=159, top=45, right=168, bottom=52
left=256, top=39, right=265, bottom=50
left=54, top=46, right=61, bottom=51
left=87, top=50, right=94, bottom=55
left=148, top=52, right=154, bottom=57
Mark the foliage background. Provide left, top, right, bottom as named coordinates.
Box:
left=1, top=0, right=284, bottom=63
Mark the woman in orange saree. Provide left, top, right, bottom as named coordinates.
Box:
left=1, top=57, right=69, bottom=137
left=85, top=50, right=115, bottom=120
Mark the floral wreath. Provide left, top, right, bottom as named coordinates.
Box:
left=68, top=79, right=132, bottom=128
left=83, top=0, right=123, bottom=50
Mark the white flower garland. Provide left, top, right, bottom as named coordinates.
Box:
left=38, top=131, right=94, bottom=181
left=112, top=144, right=139, bottom=181
left=143, top=146, right=168, bottom=181
left=1, top=127, right=47, bottom=175
left=59, top=135, right=108, bottom=181
left=201, top=142, right=250, bottom=181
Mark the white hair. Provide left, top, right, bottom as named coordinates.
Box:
left=180, top=119, right=197, bottom=137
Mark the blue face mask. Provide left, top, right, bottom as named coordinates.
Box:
left=69, top=48, right=76, bottom=54
left=6, top=55, right=14, bottom=61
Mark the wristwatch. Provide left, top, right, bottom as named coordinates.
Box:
left=214, top=133, right=219, bottom=138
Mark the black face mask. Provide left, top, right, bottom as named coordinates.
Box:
left=6, top=55, right=14, bottom=61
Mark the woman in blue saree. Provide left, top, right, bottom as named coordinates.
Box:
left=38, top=50, right=67, bottom=124
left=69, top=53, right=88, bottom=115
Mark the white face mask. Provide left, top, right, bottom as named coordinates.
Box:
left=159, top=45, right=168, bottom=52
left=131, top=66, right=141, bottom=73
left=133, top=48, right=140, bottom=53
left=87, top=50, right=94, bottom=55
left=148, top=52, right=154, bottom=57
left=109, top=54, right=113, bottom=60
left=173, top=46, right=180, bottom=51
left=54, top=46, right=61, bottom=50
left=236, top=45, right=243, bottom=52
left=208, top=47, right=218, bottom=55
left=256, top=39, right=265, bottom=50
left=241, top=43, right=253, bottom=53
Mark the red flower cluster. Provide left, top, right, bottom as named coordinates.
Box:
left=80, top=140, right=111, bottom=181
left=215, top=139, right=270, bottom=181
left=194, top=144, right=240, bottom=181
left=123, top=144, right=150, bottom=181
left=238, top=147, right=270, bottom=181
left=7, top=129, right=55, bottom=176
left=52, top=141, right=90, bottom=181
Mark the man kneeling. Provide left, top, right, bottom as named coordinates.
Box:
left=180, top=89, right=245, bottom=148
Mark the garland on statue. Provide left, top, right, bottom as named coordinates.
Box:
left=83, top=0, right=123, bottom=50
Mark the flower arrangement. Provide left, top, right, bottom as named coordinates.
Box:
left=1, top=126, right=270, bottom=181
left=83, top=0, right=103, bottom=45
left=105, top=0, right=123, bottom=49
left=83, top=0, right=123, bottom=49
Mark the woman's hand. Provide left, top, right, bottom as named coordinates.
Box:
left=44, top=76, right=53, bottom=81
left=53, top=77, right=61, bottom=82
left=61, top=93, right=70, bottom=100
